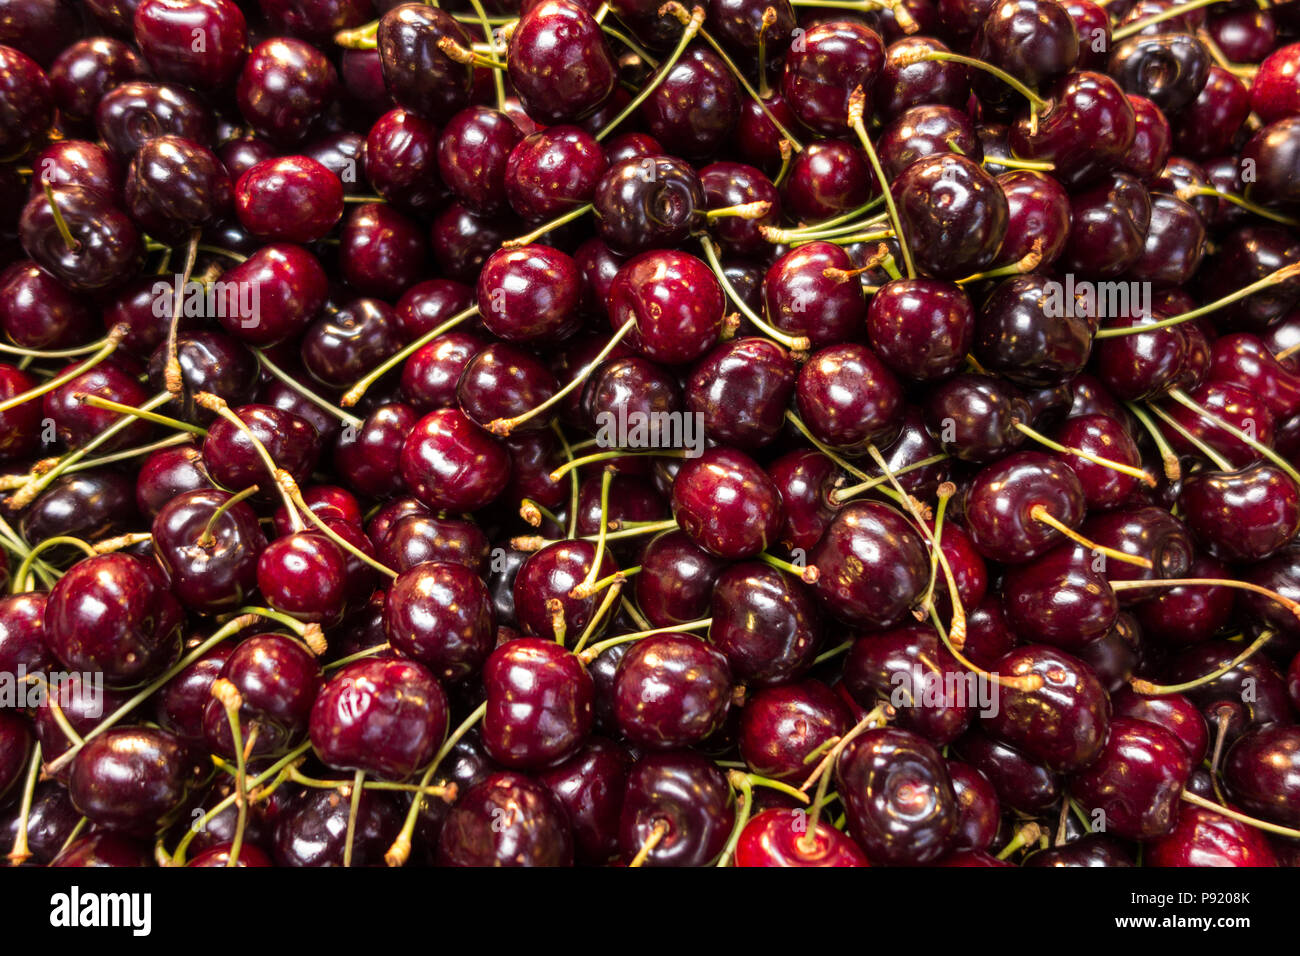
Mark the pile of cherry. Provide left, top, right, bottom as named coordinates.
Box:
left=0, top=0, right=1298, bottom=868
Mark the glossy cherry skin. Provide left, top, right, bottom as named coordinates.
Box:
left=21, top=469, right=140, bottom=555
left=763, top=242, right=867, bottom=349
left=1001, top=545, right=1117, bottom=650
left=508, top=0, right=616, bottom=125
left=975, top=274, right=1092, bottom=387
left=1252, top=42, right=1300, bottom=123
left=438, top=771, right=573, bottom=867
left=947, top=761, right=999, bottom=852
left=810, top=501, right=929, bottom=628
left=671, top=446, right=783, bottom=559
left=963, top=452, right=1085, bottom=563
left=685, top=337, right=793, bottom=450
left=0, top=365, right=39, bottom=463
left=582, top=354, right=682, bottom=435
left=506, top=125, right=607, bottom=221
left=201, top=403, right=319, bottom=499
left=634, top=530, right=726, bottom=629
left=867, top=278, right=973, bottom=383
left=1025, top=834, right=1135, bottom=867
left=133, top=0, right=247, bottom=89
left=844, top=625, right=972, bottom=746
left=96, top=81, right=213, bottom=159
left=592, top=156, right=705, bottom=257
left=1179, top=464, right=1300, bottom=564
left=1200, top=225, right=1300, bottom=329
left=1166, top=640, right=1292, bottom=736
left=0, top=260, right=96, bottom=351
left=152, top=640, right=236, bottom=744
left=482, top=638, right=593, bottom=770
left=1010, top=71, right=1136, bottom=189
left=310, top=658, right=447, bottom=780
left=641, top=44, right=739, bottom=161
left=982, top=644, right=1110, bottom=772
left=795, top=344, right=903, bottom=452
left=1071, top=716, right=1191, bottom=840
left=924, top=374, right=1029, bottom=463
left=1223, top=724, right=1300, bottom=830
left=537, top=736, right=631, bottom=865
left=738, top=680, right=849, bottom=783
left=339, top=202, right=426, bottom=298
left=457, top=342, right=557, bottom=431
left=47, top=37, right=148, bottom=124
left=953, top=726, right=1060, bottom=813
left=766, top=449, right=838, bottom=555
left=400, top=408, right=511, bottom=513
left=608, top=249, right=723, bottom=366
left=235, top=156, right=343, bottom=244
left=735, top=809, right=869, bottom=867
left=1134, top=554, right=1234, bottom=647
left=50, top=832, right=151, bottom=868
left=891, top=153, right=1007, bottom=280
left=273, top=786, right=404, bottom=866
left=1112, top=688, right=1209, bottom=765
left=0, top=45, right=51, bottom=160
left=1060, top=171, right=1152, bottom=278
left=710, top=563, right=821, bottom=686
left=780, top=19, right=884, bottom=136
left=45, top=553, right=183, bottom=687
left=1108, top=32, right=1208, bottom=115
left=1147, top=803, right=1278, bottom=868
left=68, top=727, right=198, bottom=837
left=363, top=109, right=443, bottom=215
left=618, top=751, right=733, bottom=867
left=835, top=727, right=957, bottom=866
left=783, top=140, right=874, bottom=222
left=237, top=38, right=336, bottom=144
left=216, top=243, right=328, bottom=347
left=202, top=633, right=321, bottom=759
left=0, top=592, right=53, bottom=683
left=257, top=532, right=348, bottom=625
left=188, top=844, right=273, bottom=867
left=400, top=331, right=486, bottom=411
left=383, top=562, right=494, bottom=684
left=34, top=674, right=130, bottom=780
left=477, top=243, right=582, bottom=344
left=434, top=106, right=522, bottom=217
left=151, top=488, right=266, bottom=615
left=1051, top=413, right=1143, bottom=510
left=613, top=633, right=732, bottom=750
left=19, top=185, right=142, bottom=293
left=41, top=359, right=151, bottom=453
left=1210, top=333, right=1300, bottom=421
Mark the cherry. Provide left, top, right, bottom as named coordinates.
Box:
left=1134, top=554, right=1234, bottom=647
left=795, top=344, right=903, bottom=452
left=783, top=140, right=874, bottom=222
left=1112, top=687, right=1209, bottom=765
left=477, top=243, right=583, bottom=344
left=153, top=641, right=236, bottom=744
left=482, top=638, right=593, bottom=769
left=1221, top=724, right=1300, bottom=830
left=0, top=45, right=51, bottom=160
left=1108, top=32, right=1209, bottom=115
left=400, top=331, right=486, bottom=411
left=50, top=832, right=151, bottom=868
left=1070, top=716, right=1192, bottom=840
left=188, top=844, right=273, bottom=867
left=810, top=500, right=928, bottom=628
left=274, top=786, right=403, bottom=866
left=844, top=625, right=972, bottom=745
left=31, top=140, right=124, bottom=204
left=508, top=0, right=616, bottom=126
left=735, top=807, right=869, bottom=867
left=618, top=751, right=733, bottom=866
left=780, top=19, right=884, bottom=136
left=237, top=37, right=337, bottom=144
left=879, top=105, right=979, bottom=183
left=68, top=727, right=199, bottom=837
left=96, top=80, right=214, bottom=159
left=151, top=488, right=266, bottom=614
left=892, top=154, right=1008, bottom=280
left=202, top=402, right=320, bottom=497
left=1146, top=803, right=1278, bottom=868
left=642, top=45, right=739, bottom=161
left=1049, top=413, right=1143, bottom=510
left=0, top=260, right=96, bottom=350
left=457, top=342, right=558, bottom=431
left=383, top=561, right=494, bottom=683
left=1174, top=65, right=1250, bottom=159
left=867, top=278, right=974, bottom=383
left=975, top=274, right=1091, bottom=386
left=260, top=0, right=373, bottom=46
left=835, top=726, right=957, bottom=866
left=363, top=109, right=444, bottom=215
left=506, top=125, right=607, bottom=222
left=671, top=446, right=783, bottom=559
left=763, top=241, right=867, bottom=349
left=513, top=539, right=618, bottom=641
left=1167, top=640, right=1292, bottom=737
left=1178, top=463, right=1300, bottom=564
left=710, top=562, right=821, bottom=686
left=686, top=337, right=793, bottom=450
left=877, top=36, right=969, bottom=119
left=953, top=725, right=1061, bottom=812
left=613, top=632, right=732, bottom=749
left=301, top=299, right=401, bottom=390
left=339, top=202, right=427, bottom=297
left=310, top=657, right=447, bottom=780
left=1009, top=71, right=1135, bottom=189
left=592, top=155, right=705, bottom=256
left=0, top=591, right=52, bottom=679
left=48, top=38, right=148, bottom=125
left=216, top=243, right=328, bottom=347
left=738, top=680, right=849, bottom=783
left=1242, top=117, right=1300, bottom=210
left=1060, top=170, right=1152, bottom=278
left=634, top=530, right=726, bottom=628
left=202, top=632, right=321, bottom=759
left=1001, top=545, right=1117, bottom=650
left=400, top=408, right=510, bottom=512
left=235, top=156, right=344, bottom=244
left=1025, top=834, right=1135, bottom=867
left=1252, top=41, right=1300, bottom=124
left=132, top=0, right=247, bottom=90
left=963, top=451, right=1085, bottom=563
left=1199, top=225, right=1300, bottom=329
left=537, top=736, right=631, bottom=865
left=701, top=161, right=781, bottom=257
left=19, top=185, right=143, bottom=293
left=947, top=760, right=999, bottom=852
left=258, top=532, right=348, bottom=625
left=437, top=106, right=523, bottom=217
left=438, top=770, right=574, bottom=866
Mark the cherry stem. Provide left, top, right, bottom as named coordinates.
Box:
left=1114, top=579, right=1300, bottom=629
left=520, top=498, right=561, bottom=528
left=572, top=467, right=616, bottom=598
left=12, top=535, right=94, bottom=588
left=578, top=617, right=711, bottom=663
left=995, top=822, right=1042, bottom=861
left=341, top=304, right=479, bottom=408
left=986, top=155, right=1056, bottom=172
left=706, top=200, right=773, bottom=221
left=551, top=420, right=581, bottom=539
left=594, top=4, right=706, bottom=142
left=1124, top=401, right=1183, bottom=481
left=0, top=325, right=126, bottom=416
left=1144, top=400, right=1232, bottom=471
left=697, top=26, right=803, bottom=152
left=195, top=244, right=248, bottom=262
left=197, top=485, right=259, bottom=548
left=197, top=393, right=299, bottom=526
left=1275, top=342, right=1300, bottom=362
left=798, top=703, right=891, bottom=793
left=1094, top=263, right=1300, bottom=338
left=7, top=392, right=173, bottom=510
left=1015, top=420, right=1156, bottom=487
left=628, top=819, right=670, bottom=867
left=333, top=20, right=379, bottom=48
left=768, top=205, right=887, bottom=244
left=918, top=481, right=953, bottom=619
left=1209, top=706, right=1231, bottom=803
left=602, top=23, right=660, bottom=67
left=1130, top=630, right=1274, bottom=695
left=465, top=0, right=506, bottom=109
left=7, top=743, right=41, bottom=866
left=163, top=230, right=199, bottom=396
left=621, top=595, right=651, bottom=629
left=1030, top=505, right=1154, bottom=569
left=488, top=320, right=636, bottom=435
left=77, top=392, right=207, bottom=436
left=235, top=606, right=324, bottom=648
left=514, top=519, right=680, bottom=553
left=813, top=639, right=853, bottom=665
left=280, top=468, right=399, bottom=580
left=698, top=236, right=810, bottom=351
left=1181, top=789, right=1300, bottom=840
left=1166, top=387, right=1300, bottom=488
left=957, top=240, right=1045, bottom=284
left=437, top=35, right=507, bottom=70
left=323, top=643, right=391, bottom=672
left=209, top=678, right=249, bottom=867
left=340, top=768, right=366, bottom=868
left=1112, top=0, right=1229, bottom=41
left=55, top=433, right=192, bottom=477
left=829, top=453, right=950, bottom=504
left=784, top=411, right=873, bottom=483
left=756, top=551, right=819, bottom=584
left=386, top=701, right=488, bottom=867
left=0, top=333, right=118, bottom=360
left=503, top=202, right=594, bottom=248
left=891, top=49, right=1049, bottom=110
left=572, top=579, right=624, bottom=654
left=755, top=8, right=774, bottom=98
left=549, top=450, right=688, bottom=484
left=41, top=181, right=79, bottom=252
left=1179, top=185, right=1299, bottom=227
left=716, top=772, right=754, bottom=867
left=256, top=350, right=362, bottom=428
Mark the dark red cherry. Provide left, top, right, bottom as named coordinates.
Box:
left=924, top=373, right=1029, bottom=463
left=133, top=0, right=247, bottom=89
left=30, top=140, right=123, bottom=204
left=1134, top=554, right=1234, bottom=646
left=0, top=364, right=42, bottom=463
left=867, top=278, right=974, bottom=383
left=592, top=155, right=705, bottom=257
left=385, top=562, right=495, bottom=684
left=508, top=0, right=616, bottom=125
left=216, top=243, right=328, bottom=347
left=780, top=19, right=883, bottom=136
left=641, top=44, right=738, bottom=161
left=1001, top=545, right=1117, bottom=651
left=877, top=36, right=969, bottom=120
left=400, top=331, right=486, bottom=411
left=1060, top=170, right=1152, bottom=278
left=1223, top=724, right=1300, bottom=830
left=21, top=469, right=139, bottom=553
left=976, top=274, right=1091, bottom=386
left=457, top=342, right=558, bottom=432
left=1252, top=41, right=1300, bottom=123
left=0, top=260, right=96, bottom=351
left=634, top=530, right=726, bottom=629
left=151, top=488, right=265, bottom=615
left=45, top=553, right=183, bottom=686
left=273, top=786, right=403, bottom=866
left=1108, top=32, right=1209, bottom=114
left=68, top=727, right=197, bottom=837
left=398, top=279, right=476, bottom=340
left=0, top=45, right=51, bottom=160
left=301, top=298, right=400, bottom=390
left=618, top=751, right=733, bottom=867
left=257, top=532, right=347, bottom=625
left=400, top=408, right=511, bottom=512
left=766, top=449, right=838, bottom=554
left=835, top=726, right=957, bottom=866
left=1179, top=464, right=1300, bottom=564
left=1160, top=379, right=1274, bottom=470
left=739, top=680, right=849, bottom=783
left=363, top=108, right=445, bottom=215
left=763, top=241, right=867, bottom=349
left=1051, top=413, right=1143, bottom=510
left=237, top=37, right=337, bottom=144
left=614, top=633, right=732, bottom=749
left=809, top=500, right=928, bottom=628
left=0, top=592, right=53, bottom=683
left=1071, top=716, right=1191, bottom=840
left=373, top=512, right=490, bottom=577
left=878, top=105, right=979, bottom=183
left=33, top=674, right=130, bottom=780
left=330, top=402, right=416, bottom=500
left=795, top=343, right=903, bottom=452
left=734, top=807, right=869, bottom=867
left=1025, top=834, right=1134, bottom=867
left=438, top=770, right=573, bottom=867
left=783, top=139, right=874, bottom=222
left=47, top=37, right=147, bottom=124
left=202, top=402, right=319, bottom=497
left=686, top=337, right=794, bottom=450
left=188, top=843, right=273, bottom=867
left=513, top=539, right=618, bottom=641
left=710, top=563, right=821, bottom=686
left=537, top=736, right=631, bottom=865
left=310, top=657, right=447, bottom=780
left=477, top=243, right=583, bottom=344
left=1009, top=71, right=1136, bottom=189
left=1147, top=803, right=1278, bottom=868
left=50, top=832, right=151, bottom=868
left=506, top=125, right=607, bottom=221
left=946, top=760, right=999, bottom=852
left=953, top=725, right=1061, bottom=813
left=995, top=169, right=1071, bottom=267
left=339, top=201, right=427, bottom=298
left=482, top=638, right=592, bottom=769
left=700, top=160, right=780, bottom=257
left=95, top=80, right=213, bottom=160
left=963, top=451, right=1085, bottom=563
left=891, top=153, right=1008, bottom=280
left=153, top=641, right=236, bottom=744
left=41, top=359, right=151, bottom=452
left=235, top=156, right=343, bottom=244
left=436, top=106, right=523, bottom=217
left=1112, top=688, right=1208, bottom=765
left=19, top=185, right=142, bottom=293
left=202, top=632, right=320, bottom=759
left=671, top=446, right=783, bottom=559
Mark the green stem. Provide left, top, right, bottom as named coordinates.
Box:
left=593, top=5, right=706, bottom=142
